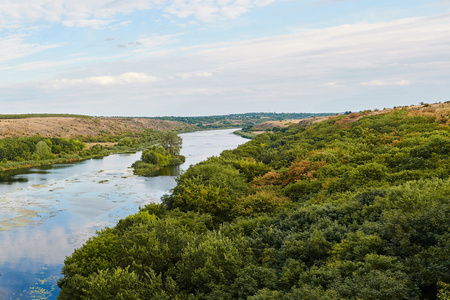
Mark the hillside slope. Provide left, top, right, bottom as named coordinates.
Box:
left=250, top=102, right=450, bottom=132
left=0, top=116, right=189, bottom=139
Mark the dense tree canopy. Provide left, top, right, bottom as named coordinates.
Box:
left=58, top=105, right=450, bottom=299
left=0, top=136, right=87, bottom=162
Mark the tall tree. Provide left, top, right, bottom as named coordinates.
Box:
left=35, top=140, right=52, bottom=159
left=160, top=131, right=182, bottom=156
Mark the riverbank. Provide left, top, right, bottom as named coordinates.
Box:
left=0, top=150, right=120, bottom=172
left=233, top=129, right=256, bottom=139
left=0, top=127, right=243, bottom=173
left=0, top=129, right=248, bottom=299
left=0, top=155, right=86, bottom=172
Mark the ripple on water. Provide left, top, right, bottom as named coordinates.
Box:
left=0, top=129, right=247, bottom=298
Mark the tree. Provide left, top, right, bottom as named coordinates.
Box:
left=142, top=148, right=160, bottom=165
left=141, top=145, right=170, bottom=167
left=35, top=140, right=52, bottom=159
left=117, top=137, right=135, bottom=147
left=160, top=131, right=182, bottom=156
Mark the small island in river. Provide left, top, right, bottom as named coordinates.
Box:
left=132, top=131, right=186, bottom=176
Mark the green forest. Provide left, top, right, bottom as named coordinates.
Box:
left=0, top=129, right=167, bottom=171
left=58, top=105, right=449, bottom=299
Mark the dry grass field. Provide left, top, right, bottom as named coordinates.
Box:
left=0, top=116, right=189, bottom=139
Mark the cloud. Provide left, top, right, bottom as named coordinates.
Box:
left=323, top=82, right=343, bottom=88
left=135, top=34, right=181, bottom=49
left=62, top=18, right=115, bottom=28
left=42, top=72, right=158, bottom=89
left=0, top=0, right=155, bottom=27
left=2, top=12, right=450, bottom=115
left=0, top=60, right=61, bottom=72
left=181, top=12, right=450, bottom=81
left=117, top=41, right=144, bottom=49
left=0, top=52, right=134, bottom=78
left=174, top=71, right=213, bottom=80
left=0, top=35, right=63, bottom=63
left=165, top=0, right=277, bottom=21
left=361, top=80, right=411, bottom=86
left=0, top=0, right=279, bottom=29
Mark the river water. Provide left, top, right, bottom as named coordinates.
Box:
left=0, top=129, right=246, bottom=299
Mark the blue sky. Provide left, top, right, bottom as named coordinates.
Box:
left=0, top=0, right=449, bottom=116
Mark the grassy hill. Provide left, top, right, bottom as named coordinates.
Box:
left=0, top=112, right=336, bottom=140
left=0, top=115, right=190, bottom=139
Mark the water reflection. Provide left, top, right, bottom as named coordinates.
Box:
left=158, top=165, right=181, bottom=176
left=1, top=227, right=71, bottom=265
left=0, top=129, right=246, bottom=299
left=0, top=173, right=29, bottom=184
left=0, top=165, right=60, bottom=184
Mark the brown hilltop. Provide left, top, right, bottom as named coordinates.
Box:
left=0, top=116, right=190, bottom=139
left=251, top=102, right=450, bottom=133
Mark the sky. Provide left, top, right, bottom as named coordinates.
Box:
left=0, top=0, right=449, bottom=117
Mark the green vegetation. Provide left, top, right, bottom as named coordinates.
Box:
left=77, top=128, right=158, bottom=144
left=233, top=130, right=257, bottom=139
left=132, top=132, right=185, bottom=176
left=0, top=136, right=93, bottom=170
left=0, top=129, right=171, bottom=171
left=58, top=107, right=449, bottom=299
left=160, top=131, right=183, bottom=156
left=153, top=112, right=334, bottom=129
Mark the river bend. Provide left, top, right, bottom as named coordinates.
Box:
left=0, top=129, right=246, bottom=299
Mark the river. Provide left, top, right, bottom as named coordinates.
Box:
left=0, top=129, right=246, bottom=299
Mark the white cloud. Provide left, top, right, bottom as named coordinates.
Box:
left=0, top=0, right=279, bottom=29
left=1, top=12, right=450, bottom=115
left=133, top=34, right=182, bottom=51
left=323, top=82, right=343, bottom=88
left=0, top=35, right=63, bottom=63
left=41, top=72, right=158, bottom=89
left=165, top=0, right=277, bottom=21
left=181, top=12, right=450, bottom=81
left=0, top=0, right=151, bottom=29
left=174, top=71, right=213, bottom=80
left=62, top=18, right=114, bottom=28
left=0, top=60, right=60, bottom=72
left=361, top=80, right=411, bottom=86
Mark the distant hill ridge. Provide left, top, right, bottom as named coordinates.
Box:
left=1, top=104, right=447, bottom=139
left=0, top=112, right=334, bottom=139
left=248, top=102, right=450, bottom=132
left=0, top=116, right=188, bottom=139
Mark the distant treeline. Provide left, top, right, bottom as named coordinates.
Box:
left=151, top=112, right=335, bottom=125
left=0, top=113, right=335, bottom=125
left=0, top=113, right=92, bottom=119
